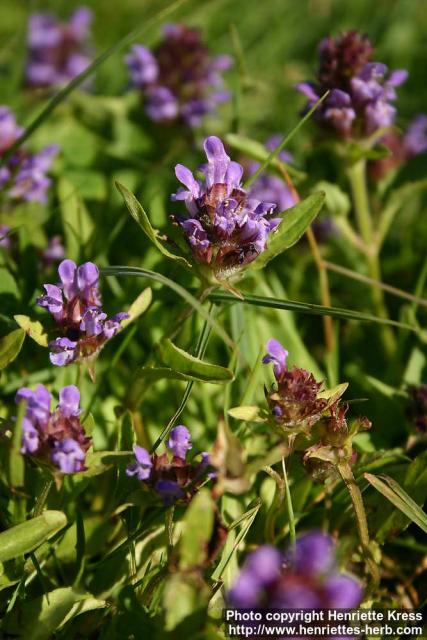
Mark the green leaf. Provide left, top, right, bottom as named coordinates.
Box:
left=228, top=405, right=267, bottom=422
left=0, top=268, right=19, bottom=299
left=248, top=192, right=325, bottom=270
left=116, top=182, right=191, bottom=268
left=163, top=573, right=209, bottom=631
left=364, top=473, right=427, bottom=534
left=158, top=339, right=234, bottom=383
left=312, top=181, right=350, bottom=217
left=14, top=315, right=48, bottom=347
left=121, top=287, right=152, bottom=328
left=179, top=489, right=215, bottom=570
left=0, top=328, right=25, bottom=370
left=136, top=366, right=226, bottom=385
left=0, top=511, right=67, bottom=562
left=2, top=587, right=105, bottom=640
left=80, top=451, right=133, bottom=478
left=317, top=382, right=349, bottom=407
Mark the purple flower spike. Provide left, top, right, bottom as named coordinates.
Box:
left=38, top=259, right=127, bottom=367
left=15, top=384, right=90, bottom=473
left=126, top=426, right=214, bottom=505
left=167, top=425, right=192, bottom=459
left=263, top=339, right=289, bottom=381
left=126, top=445, right=153, bottom=481
left=125, top=24, right=231, bottom=127
left=296, top=30, right=407, bottom=138
left=228, top=531, right=363, bottom=612
left=172, top=136, right=280, bottom=279
left=26, top=7, right=93, bottom=89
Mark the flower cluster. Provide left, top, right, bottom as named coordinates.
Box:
left=228, top=531, right=362, bottom=609
left=0, top=107, right=58, bottom=204
left=15, top=384, right=91, bottom=474
left=297, top=30, right=408, bottom=137
left=247, top=136, right=297, bottom=213
left=263, top=339, right=328, bottom=429
left=126, top=425, right=213, bottom=505
left=125, top=24, right=231, bottom=126
left=171, top=136, right=281, bottom=280
left=37, top=259, right=128, bottom=367
left=26, top=7, right=93, bottom=89
left=407, top=384, right=427, bottom=433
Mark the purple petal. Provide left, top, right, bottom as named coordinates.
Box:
left=174, top=164, right=200, bottom=198
left=203, top=136, right=230, bottom=188
left=51, top=438, right=85, bottom=474
left=324, top=574, right=363, bottom=608
left=58, top=385, right=81, bottom=417
left=262, top=339, right=289, bottom=380
left=166, top=425, right=192, bottom=459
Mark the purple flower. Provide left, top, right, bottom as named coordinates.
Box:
left=171, top=136, right=280, bottom=279
left=125, top=24, right=231, bottom=127
left=296, top=31, right=407, bottom=138
left=262, top=339, right=289, bottom=381
left=228, top=531, right=362, bottom=613
left=51, top=438, right=86, bottom=474
left=125, top=45, right=159, bottom=86
left=404, top=114, right=427, bottom=156
left=37, top=259, right=128, bottom=367
left=15, top=384, right=91, bottom=474
left=126, top=427, right=213, bottom=505
left=155, top=479, right=184, bottom=505
left=126, top=444, right=153, bottom=481
left=26, top=7, right=93, bottom=89
left=0, top=107, right=58, bottom=204
left=166, top=425, right=192, bottom=459
left=263, top=340, right=327, bottom=429
left=41, top=235, right=65, bottom=266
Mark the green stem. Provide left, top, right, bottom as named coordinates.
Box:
left=282, top=457, right=296, bottom=545
left=337, top=461, right=380, bottom=591
left=346, top=159, right=395, bottom=353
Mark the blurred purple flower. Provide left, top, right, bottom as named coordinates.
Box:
left=296, top=31, right=407, bottom=137
left=228, top=531, right=362, bottom=613
left=125, top=24, right=232, bottom=126
left=403, top=114, right=427, bottom=156
left=37, top=259, right=128, bottom=367
left=15, top=384, right=91, bottom=474
left=0, top=107, right=58, bottom=204
left=41, top=235, right=65, bottom=266
left=407, top=384, right=427, bottom=433
left=171, top=136, right=280, bottom=279
left=26, top=7, right=93, bottom=89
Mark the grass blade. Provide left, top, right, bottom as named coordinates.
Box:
left=364, top=473, right=427, bottom=534
left=208, top=290, right=417, bottom=331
